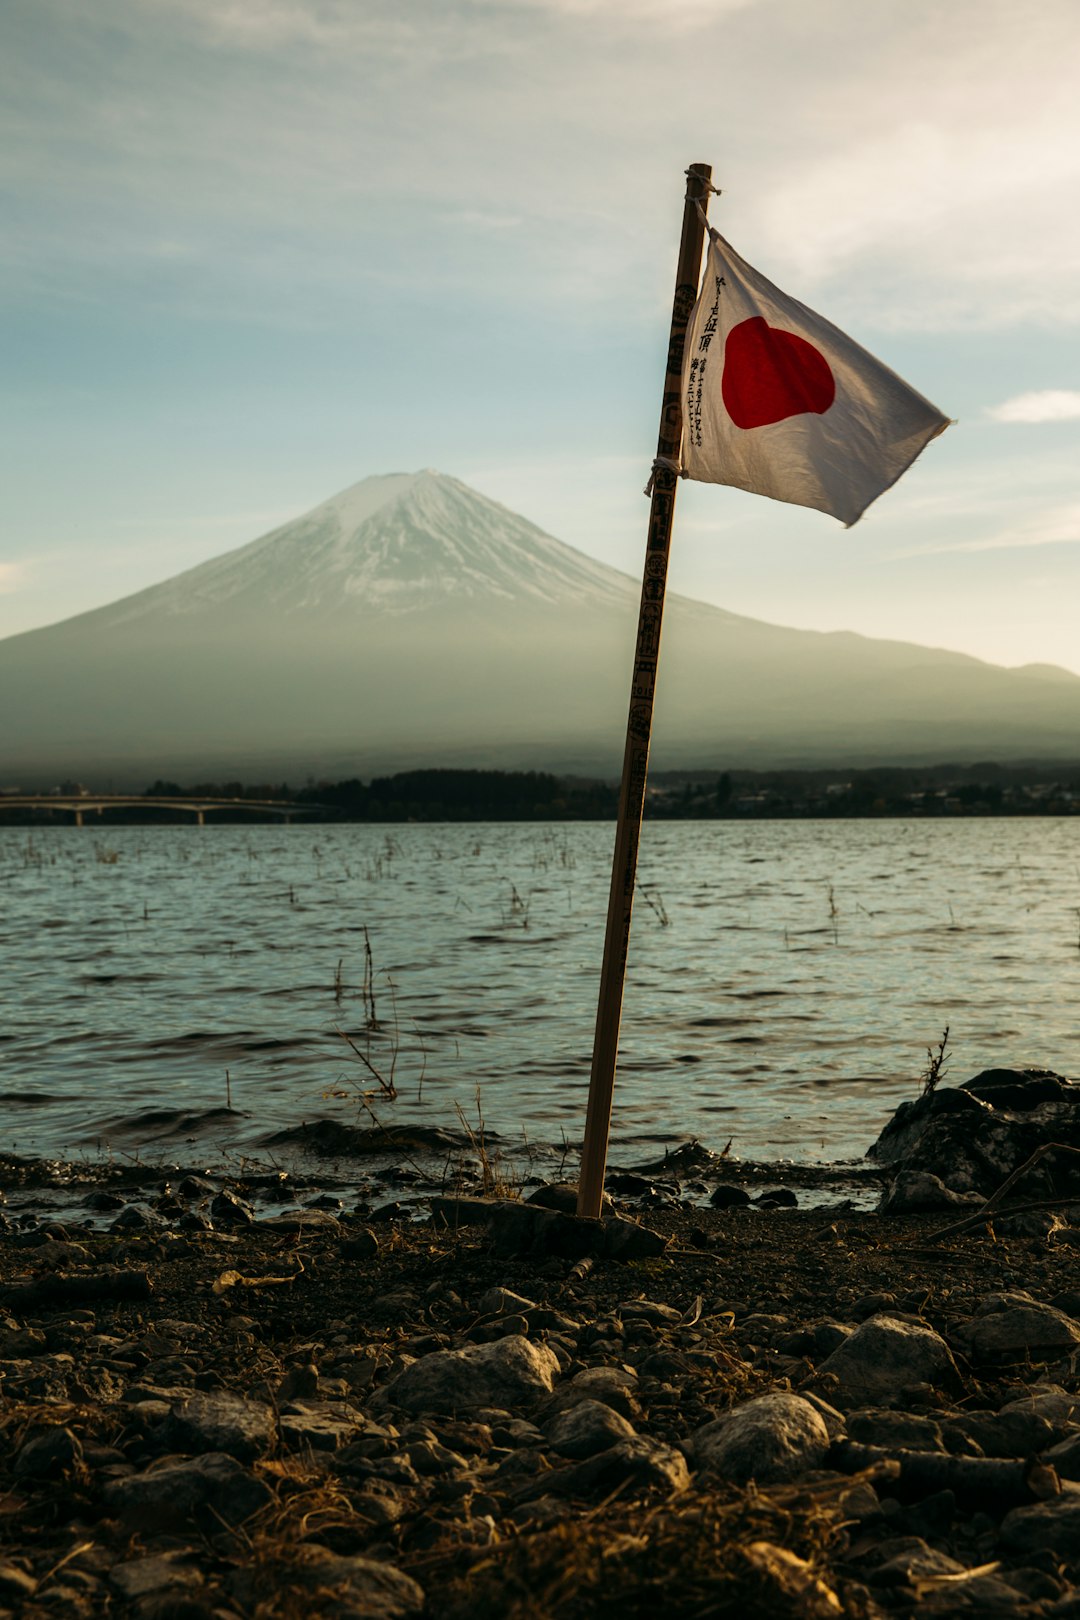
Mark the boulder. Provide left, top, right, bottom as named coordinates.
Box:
left=810, top=1314, right=960, bottom=1409
left=385, top=1335, right=559, bottom=1414
left=693, top=1394, right=830, bottom=1484
left=867, top=1068, right=1080, bottom=1197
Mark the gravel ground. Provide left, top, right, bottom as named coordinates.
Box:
left=1, top=1157, right=1080, bottom=1618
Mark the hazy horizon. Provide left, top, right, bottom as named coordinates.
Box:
left=5, top=470, right=1080, bottom=790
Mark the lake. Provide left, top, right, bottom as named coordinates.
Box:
left=2, top=818, right=1079, bottom=1175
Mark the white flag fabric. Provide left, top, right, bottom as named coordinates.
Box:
left=682, top=231, right=950, bottom=526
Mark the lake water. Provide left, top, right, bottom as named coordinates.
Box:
left=2, top=819, right=1079, bottom=1175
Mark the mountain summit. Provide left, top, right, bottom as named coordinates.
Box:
left=86, top=471, right=640, bottom=629
left=3, top=471, right=1080, bottom=785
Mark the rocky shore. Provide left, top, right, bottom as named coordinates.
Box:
left=2, top=1068, right=1080, bottom=1617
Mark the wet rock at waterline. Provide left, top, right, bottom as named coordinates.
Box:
left=869, top=1067, right=1080, bottom=1198
left=879, top=1171, right=985, bottom=1215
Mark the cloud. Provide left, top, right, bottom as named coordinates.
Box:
left=903, top=501, right=1080, bottom=558
left=0, top=563, right=25, bottom=595
left=469, top=0, right=758, bottom=18
left=987, top=391, right=1080, bottom=424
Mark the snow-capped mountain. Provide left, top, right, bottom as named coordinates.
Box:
left=92, top=471, right=643, bottom=626
left=2, top=470, right=1080, bottom=786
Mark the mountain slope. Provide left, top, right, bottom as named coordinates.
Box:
left=2, top=470, right=1079, bottom=785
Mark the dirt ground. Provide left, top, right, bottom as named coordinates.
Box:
left=1, top=1178, right=1079, bottom=1618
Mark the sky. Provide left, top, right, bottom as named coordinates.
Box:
left=2, top=0, right=1080, bottom=673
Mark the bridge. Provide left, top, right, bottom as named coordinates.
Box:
left=0, top=795, right=325, bottom=826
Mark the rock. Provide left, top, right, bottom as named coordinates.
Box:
left=810, top=1314, right=961, bottom=1408
left=428, top=1195, right=505, bottom=1229
left=539, top=1366, right=639, bottom=1419
left=999, top=1388, right=1080, bottom=1434
left=617, top=1298, right=683, bottom=1326
left=754, top=1187, right=798, bottom=1208
left=12, top=1423, right=83, bottom=1478
left=279, top=1401, right=363, bottom=1452
left=544, top=1399, right=636, bottom=1459
left=478, top=1287, right=536, bottom=1317
left=370, top=1201, right=415, bottom=1223
left=103, top=1452, right=273, bottom=1532
left=709, top=1183, right=751, bottom=1208
left=167, top=1390, right=275, bottom=1461
left=277, top=1363, right=320, bottom=1401
left=260, top=1209, right=342, bottom=1233
left=693, top=1393, right=830, bottom=1484
left=210, top=1189, right=255, bottom=1227
left=1001, top=1495, right=1080, bottom=1561
left=110, top=1203, right=164, bottom=1232
left=950, top=1302, right=1080, bottom=1366
left=340, top=1228, right=380, bottom=1259
left=552, top=1436, right=690, bottom=1497
left=109, top=1553, right=204, bottom=1601
left=846, top=1410, right=946, bottom=1452
left=867, top=1068, right=1080, bottom=1197
left=1043, top=1432, right=1080, bottom=1481
left=527, top=1182, right=614, bottom=1215
left=386, top=1335, right=559, bottom=1414
left=943, top=1409, right=1056, bottom=1458
left=233, top=1548, right=423, bottom=1619
left=879, top=1171, right=983, bottom=1214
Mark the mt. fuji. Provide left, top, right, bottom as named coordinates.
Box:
left=3, top=470, right=1080, bottom=786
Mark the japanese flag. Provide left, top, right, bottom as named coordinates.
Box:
left=682, top=230, right=950, bottom=526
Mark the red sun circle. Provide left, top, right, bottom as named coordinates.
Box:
left=721, top=316, right=836, bottom=430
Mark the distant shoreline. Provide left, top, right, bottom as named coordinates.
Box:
left=2, top=762, right=1080, bottom=823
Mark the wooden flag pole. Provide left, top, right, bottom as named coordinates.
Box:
left=576, top=162, right=713, bottom=1221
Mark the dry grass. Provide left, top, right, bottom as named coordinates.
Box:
left=402, top=1474, right=868, bottom=1620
